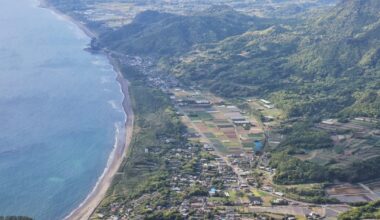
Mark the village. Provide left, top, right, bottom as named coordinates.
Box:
left=164, top=87, right=333, bottom=219
left=89, top=54, right=378, bottom=220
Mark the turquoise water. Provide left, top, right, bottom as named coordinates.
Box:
left=0, top=0, right=126, bottom=219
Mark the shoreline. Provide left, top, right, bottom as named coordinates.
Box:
left=39, top=1, right=134, bottom=219
left=39, top=0, right=98, bottom=39
left=65, top=65, right=134, bottom=220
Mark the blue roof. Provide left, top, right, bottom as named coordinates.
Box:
left=209, top=187, right=216, bottom=193
left=254, top=140, right=263, bottom=151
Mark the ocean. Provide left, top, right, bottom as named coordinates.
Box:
left=0, top=0, right=126, bottom=219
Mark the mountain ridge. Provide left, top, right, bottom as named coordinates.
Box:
left=168, top=0, right=380, bottom=118
left=98, top=6, right=268, bottom=56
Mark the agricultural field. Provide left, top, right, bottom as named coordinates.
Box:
left=326, top=180, right=380, bottom=203
left=241, top=98, right=286, bottom=149
left=173, top=89, right=265, bottom=156
left=293, top=118, right=380, bottom=169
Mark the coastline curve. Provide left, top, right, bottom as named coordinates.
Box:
left=39, top=1, right=134, bottom=219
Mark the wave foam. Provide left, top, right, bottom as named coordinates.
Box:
left=64, top=122, right=126, bottom=219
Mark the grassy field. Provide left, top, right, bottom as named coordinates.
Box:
left=251, top=189, right=274, bottom=206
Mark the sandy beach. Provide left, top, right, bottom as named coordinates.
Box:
left=64, top=71, right=134, bottom=220
left=39, top=0, right=97, bottom=39
left=39, top=1, right=134, bottom=219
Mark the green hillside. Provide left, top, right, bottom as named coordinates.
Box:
left=339, top=201, right=380, bottom=220
left=170, top=0, right=380, bottom=119
left=97, top=6, right=269, bottom=56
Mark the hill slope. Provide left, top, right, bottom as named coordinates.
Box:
left=170, top=0, right=380, bottom=118
left=96, top=6, right=272, bottom=56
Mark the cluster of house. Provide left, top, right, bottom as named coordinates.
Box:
left=174, top=152, right=243, bottom=217
left=174, top=98, right=213, bottom=109
left=147, top=74, right=180, bottom=92
left=271, top=198, right=289, bottom=206
left=168, top=152, right=237, bottom=196
left=180, top=199, right=253, bottom=220
left=166, top=143, right=293, bottom=218
left=306, top=212, right=322, bottom=220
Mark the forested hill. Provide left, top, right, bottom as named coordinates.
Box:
left=92, top=0, right=380, bottom=119
left=169, top=0, right=380, bottom=119
left=292, top=0, right=380, bottom=77
left=97, top=6, right=270, bottom=56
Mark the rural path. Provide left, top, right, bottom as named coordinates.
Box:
left=359, top=183, right=380, bottom=200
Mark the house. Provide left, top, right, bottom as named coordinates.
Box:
left=271, top=198, right=288, bottom=205
left=306, top=212, right=321, bottom=219
left=262, top=186, right=273, bottom=192
left=260, top=99, right=271, bottom=104
left=195, top=100, right=210, bottom=105
left=230, top=116, right=247, bottom=122
left=274, top=191, right=284, bottom=197
left=239, top=183, right=249, bottom=189
left=248, top=196, right=263, bottom=206
left=322, top=119, right=337, bottom=125
left=217, top=123, right=234, bottom=129
left=233, top=120, right=251, bottom=126
left=203, top=144, right=214, bottom=151
left=171, top=187, right=181, bottom=192
left=209, top=187, right=217, bottom=197
left=263, top=116, right=275, bottom=122
left=191, top=100, right=211, bottom=107
left=263, top=104, right=274, bottom=109
left=254, top=140, right=263, bottom=153
left=226, top=105, right=240, bottom=112
left=239, top=171, right=251, bottom=177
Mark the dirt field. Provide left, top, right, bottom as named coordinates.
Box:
left=327, top=184, right=367, bottom=195
left=326, top=182, right=380, bottom=203
left=367, top=181, right=380, bottom=192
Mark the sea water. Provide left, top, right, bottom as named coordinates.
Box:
left=0, top=0, right=126, bottom=219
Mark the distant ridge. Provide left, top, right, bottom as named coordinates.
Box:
left=97, top=6, right=266, bottom=56
left=316, top=0, right=380, bottom=35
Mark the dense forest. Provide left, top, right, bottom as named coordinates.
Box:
left=270, top=152, right=329, bottom=185
left=278, top=122, right=333, bottom=151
